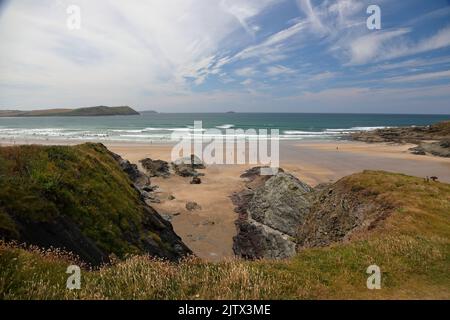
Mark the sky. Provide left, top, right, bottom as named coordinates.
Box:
left=0, top=0, right=450, bottom=114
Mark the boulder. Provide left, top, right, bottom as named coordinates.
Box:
left=232, top=168, right=313, bottom=260
left=409, top=146, right=426, bottom=155
left=140, top=158, right=170, bottom=177
left=233, top=219, right=296, bottom=260
left=173, top=164, right=204, bottom=177
left=186, top=202, right=202, bottom=211
left=172, top=154, right=206, bottom=169
left=248, top=173, right=313, bottom=236
left=190, top=177, right=202, bottom=184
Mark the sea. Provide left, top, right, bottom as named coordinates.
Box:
left=0, top=112, right=449, bottom=143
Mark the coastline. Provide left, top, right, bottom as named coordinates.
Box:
left=2, top=138, right=449, bottom=261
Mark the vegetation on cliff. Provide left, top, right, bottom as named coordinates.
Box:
left=1, top=170, right=449, bottom=299
left=0, top=143, right=190, bottom=266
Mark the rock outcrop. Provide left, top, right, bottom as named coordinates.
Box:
left=297, top=181, right=393, bottom=248
left=349, top=121, right=450, bottom=157
left=186, top=202, right=202, bottom=211
left=232, top=168, right=395, bottom=260
left=110, top=152, right=150, bottom=189
left=350, top=121, right=450, bottom=144
left=173, top=164, right=204, bottom=177
left=172, top=155, right=206, bottom=169
left=409, top=140, right=450, bottom=158
left=232, top=168, right=312, bottom=259
left=139, top=158, right=170, bottom=177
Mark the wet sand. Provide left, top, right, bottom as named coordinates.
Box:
left=3, top=139, right=450, bottom=260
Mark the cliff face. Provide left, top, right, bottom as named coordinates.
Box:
left=0, top=143, right=191, bottom=266
left=232, top=168, right=396, bottom=259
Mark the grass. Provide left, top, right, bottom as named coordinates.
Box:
left=1, top=170, right=449, bottom=299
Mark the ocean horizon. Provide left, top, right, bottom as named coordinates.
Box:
left=0, top=112, right=449, bottom=142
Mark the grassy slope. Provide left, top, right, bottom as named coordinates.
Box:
left=1, top=170, right=449, bottom=299
left=0, top=143, right=172, bottom=259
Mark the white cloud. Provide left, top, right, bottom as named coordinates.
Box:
left=240, top=78, right=253, bottom=86
left=346, top=29, right=411, bottom=65
left=233, top=20, right=307, bottom=62
left=220, top=0, right=280, bottom=35
left=382, top=26, right=450, bottom=61
left=235, top=66, right=257, bottom=77
left=296, top=0, right=327, bottom=34
left=345, top=26, right=450, bottom=65
left=266, top=65, right=296, bottom=76
left=309, top=71, right=337, bottom=81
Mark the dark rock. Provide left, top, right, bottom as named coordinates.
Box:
left=186, top=202, right=202, bottom=211
left=17, top=215, right=109, bottom=266
left=142, top=185, right=158, bottom=192
left=109, top=152, right=150, bottom=188
left=173, top=164, right=204, bottom=177
left=172, top=155, right=206, bottom=169
left=409, top=146, right=426, bottom=155
left=233, top=219, right=296, bottom=260
left=190, top=177, right=202, bottom=184
left=140, top=158, right=170, bottom=177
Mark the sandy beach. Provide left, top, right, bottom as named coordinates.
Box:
left=3, top=139, right=450, bottom=261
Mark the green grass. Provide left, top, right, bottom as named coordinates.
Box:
left=0, top=143, right=171, bottom=258
left=1, top=170, right=449, bottom=299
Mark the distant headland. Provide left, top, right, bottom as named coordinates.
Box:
left=0, top=106, right=139, bottom=117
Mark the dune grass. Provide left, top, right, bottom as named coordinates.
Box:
left=1, top=170, right=449, bottom=299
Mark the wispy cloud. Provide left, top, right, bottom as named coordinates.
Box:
left=387, top=70, right=450, bottom=83
left=266, top=65, right=296, bottom=76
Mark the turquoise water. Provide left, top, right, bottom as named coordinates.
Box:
left=0, top=113, right=449, bottom=142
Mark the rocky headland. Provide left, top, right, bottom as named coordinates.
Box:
left=349, top=120, right=450, bottom=157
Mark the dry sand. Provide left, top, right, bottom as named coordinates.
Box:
left=3, top=139, right=450, bottom=261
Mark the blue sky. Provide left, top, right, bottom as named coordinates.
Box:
left=0, top=0, right=450, bottom=113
